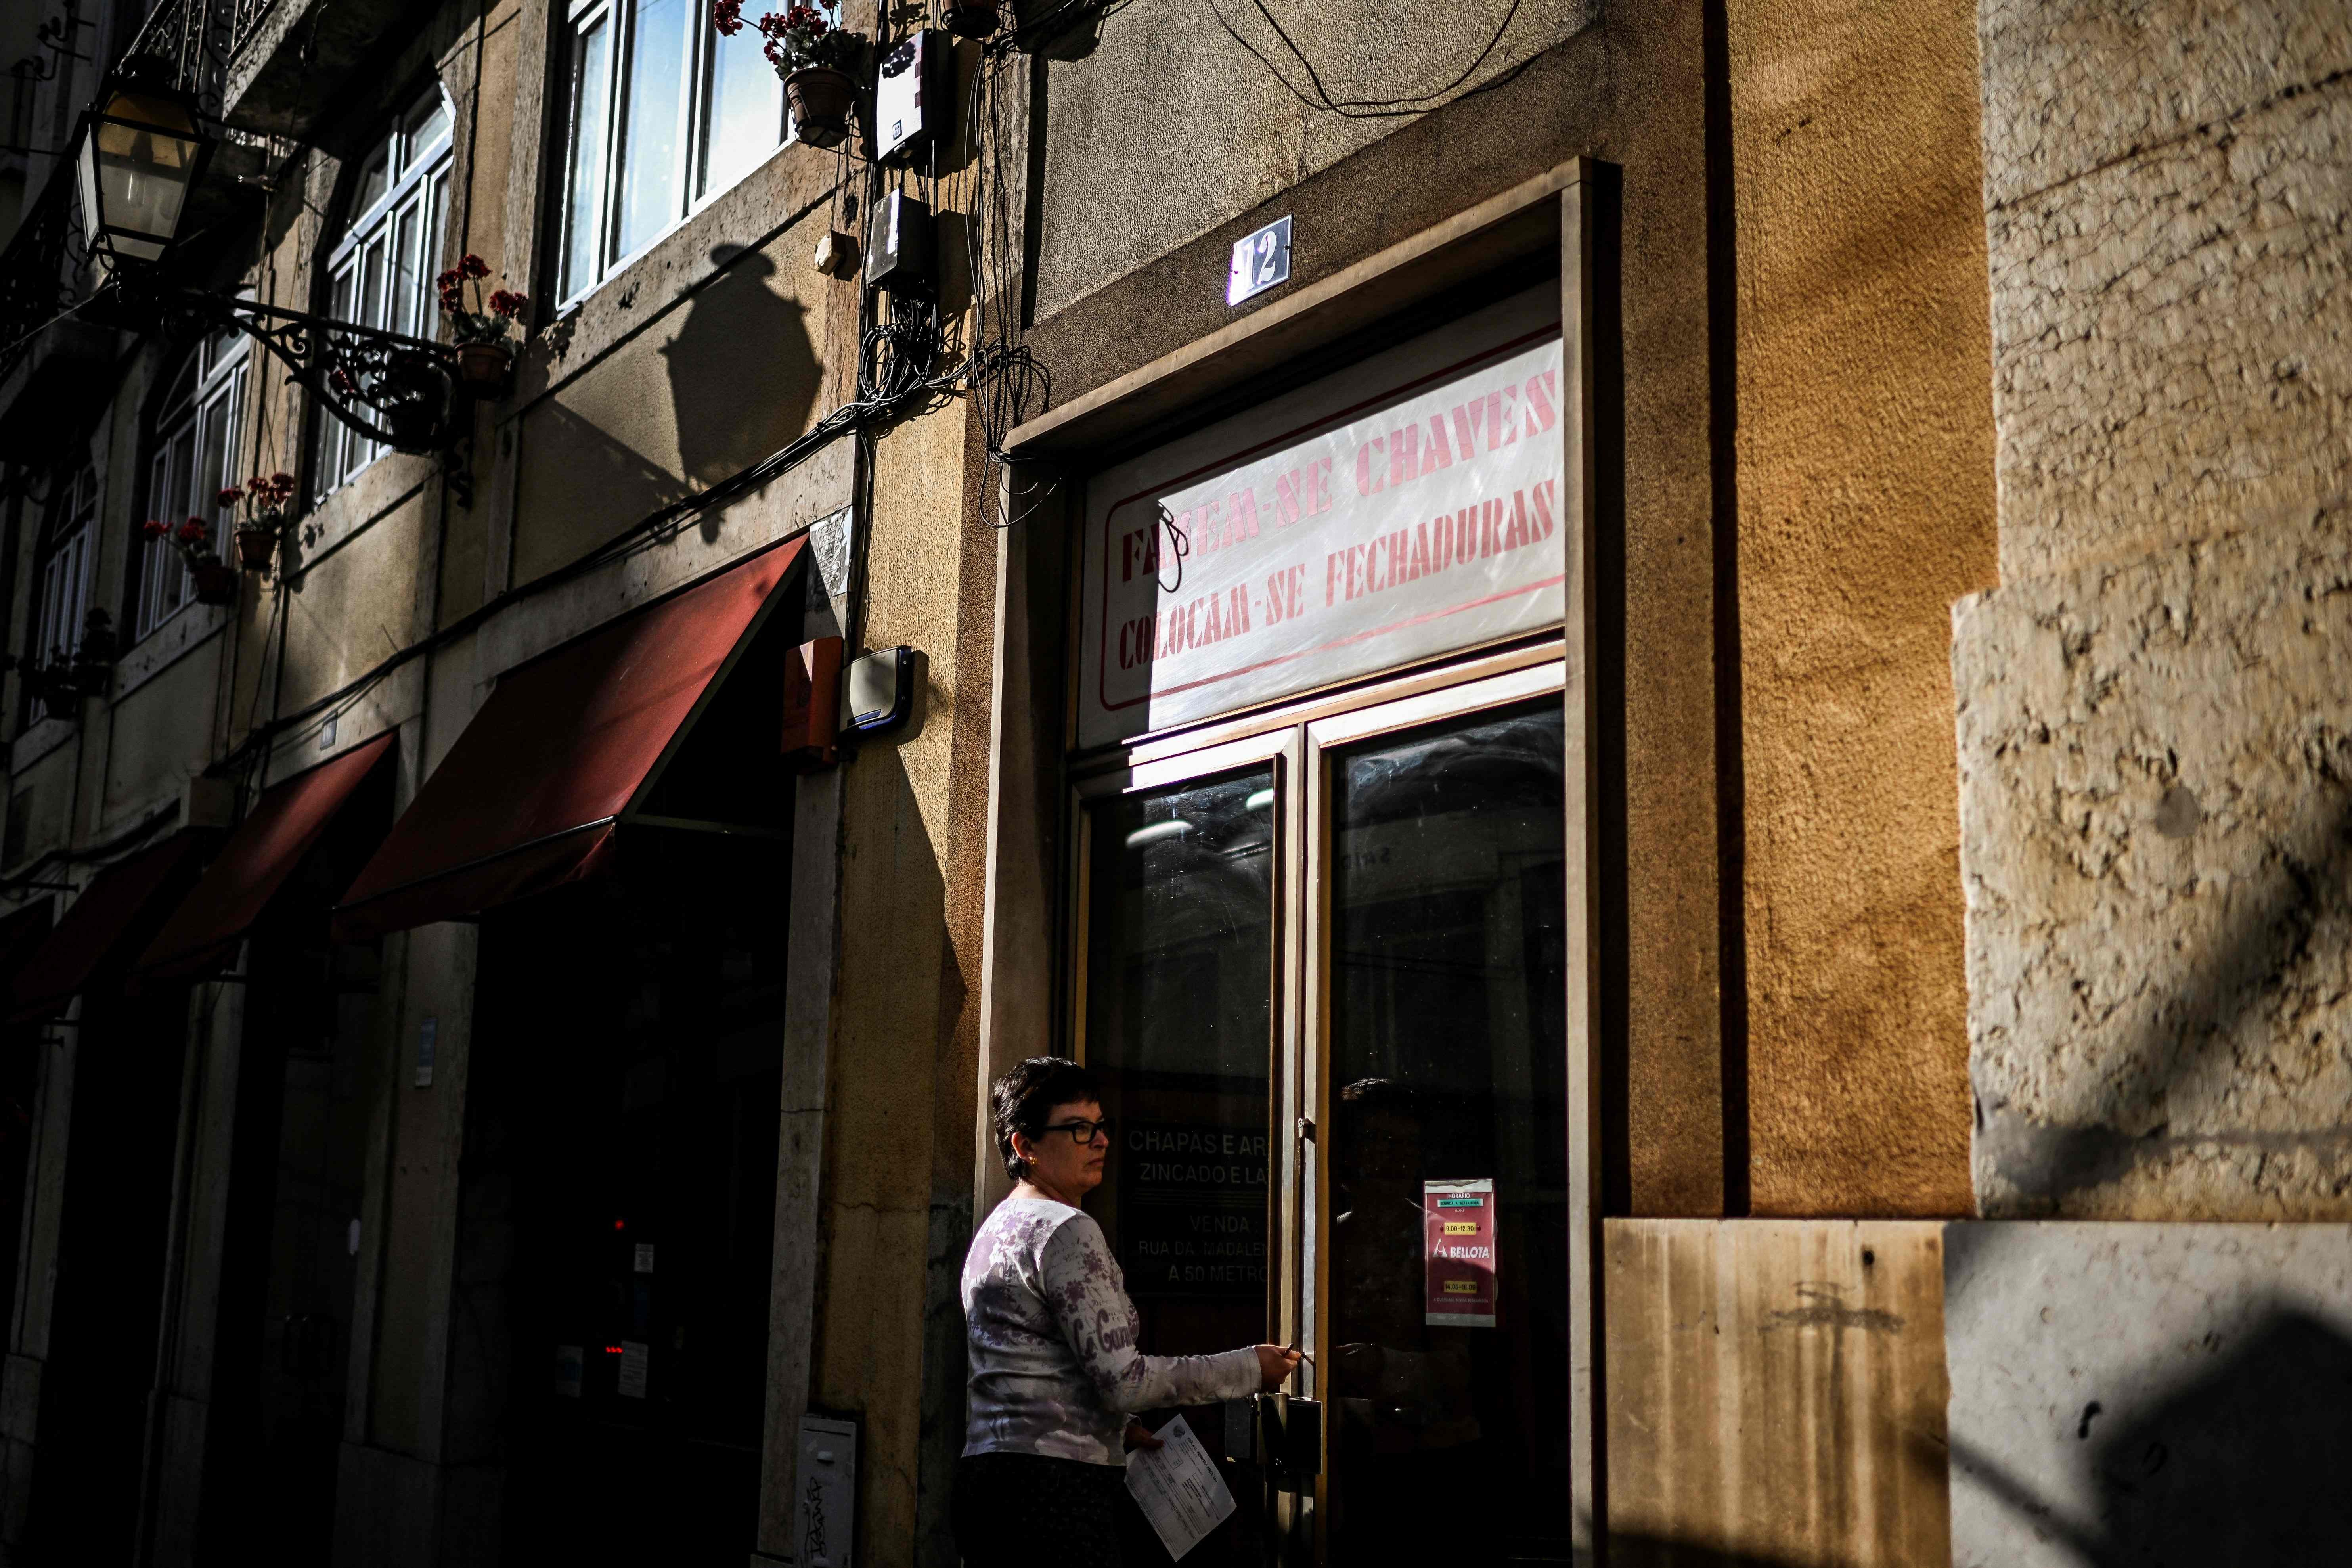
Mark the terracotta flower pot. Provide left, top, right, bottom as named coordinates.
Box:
left=233, top=527, right=276, bottom=571
left=458, top=340, right=513, bottom=390
left=942, top=0, right=999, bottom=38
left=191, top=560, right=239, bottom=606
left=787, top=67, right=857, bottom=150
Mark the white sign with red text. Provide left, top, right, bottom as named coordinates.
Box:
left=1079, top=286, right=1564, bottom=748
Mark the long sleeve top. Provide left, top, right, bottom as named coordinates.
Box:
left=961, top=1195, right=1263, bottom=1465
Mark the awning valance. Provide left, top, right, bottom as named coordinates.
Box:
left=137, top=734, right=396, bottom=978
left=331, top=538, right=806, bottom=943
left=6, top=832, right=212, bottom=1022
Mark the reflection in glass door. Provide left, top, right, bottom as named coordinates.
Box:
left=1319, top=701, right=1570, bottom=1564
left=1081, top=763, right=1279, bottom=1564
left=1069, top=667, right=1573, bottom=1567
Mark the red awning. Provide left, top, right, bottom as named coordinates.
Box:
left=331, top=538, right=805, bottom=942
left=137, top=734, right=396, bottom=978
left=6, top=832, right=212, bottom=1022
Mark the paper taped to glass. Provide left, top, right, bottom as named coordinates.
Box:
left=1080, top=286, right=1565, bottom=749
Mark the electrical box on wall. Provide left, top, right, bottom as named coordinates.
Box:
left=864, top=191, right=933, bottom=290
left=796, top=1414, right=858, bottom=1567
left=874, top=29, right=949, bottom=163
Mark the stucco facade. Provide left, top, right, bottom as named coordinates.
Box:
left=0, top=0, right=2341, bottom=1563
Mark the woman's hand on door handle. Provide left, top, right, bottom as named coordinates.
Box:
left=1256, top=1344, right=1305, bottom=1388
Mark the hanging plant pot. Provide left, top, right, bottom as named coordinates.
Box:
left=233, top=526, right=277, bottom=571
left=457, top=340, right=513, bottom=391
left=941, top=0, right=1000, bottom=38
left=787, top=67, right=857, bottom=150
left=191, top=560, right=239, bottom=606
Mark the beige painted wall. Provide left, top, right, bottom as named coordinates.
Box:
left=1607, top=1218, right=1952, bottom=1566
left=1727, top=0, right=1996, bottom=1216
left=813, top=400, right=985, bottom=1560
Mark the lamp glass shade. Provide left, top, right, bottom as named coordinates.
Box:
left=76, top=86, right=205, bottom=266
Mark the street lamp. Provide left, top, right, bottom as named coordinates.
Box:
left=62, top=56, right=465, bottom=457
left=73, top=57, right=212, bottom=274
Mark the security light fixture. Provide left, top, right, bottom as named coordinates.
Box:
left=842, top=646, right=915, bottom=737
left=73, top=57, right=212, bottom=276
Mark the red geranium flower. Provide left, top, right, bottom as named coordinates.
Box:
left=142, top=518, right=169, bottom=540
left=176, top=518, right=209, bottom=545
left=461, top=253, right=490, bottom=280
left=217, top=484, right=244, bottom=507
left=714, top=0, right=744, bottom=34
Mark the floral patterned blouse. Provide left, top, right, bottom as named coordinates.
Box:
left=961, top=1195, right=1261, bottom=1465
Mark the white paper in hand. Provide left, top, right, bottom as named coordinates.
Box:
left=1122, top=1415, right=1236, bottom=1561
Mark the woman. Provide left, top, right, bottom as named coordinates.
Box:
left=956, top=1057, right=1301, bottom=1567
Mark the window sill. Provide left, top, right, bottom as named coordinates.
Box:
left=116, top=602, right=228, bottom=702
left=9, top=714, right=75, bottom=773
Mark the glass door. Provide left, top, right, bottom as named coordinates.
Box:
left=1303, top=670, right=1573, bottom=1565
left=1074, top=731, right=1297, bottom=1566
left=1069, top=657, right=1571, bottom=1567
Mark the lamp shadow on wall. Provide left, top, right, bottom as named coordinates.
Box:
left=661, top=245, right=819, bottom=528
left=1949, top=1304, right=2352, bottom=1565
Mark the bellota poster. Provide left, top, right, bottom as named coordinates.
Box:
left=1423, top=1178, right=1498, bottom=1328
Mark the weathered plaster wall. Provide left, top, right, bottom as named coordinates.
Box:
left=1728, top=0, right=1996, bottom=1215
left=1944, top=1221, right=2352, bottom=1564
left=1029, top=0, right=1598, bottom=321
left=1607, top=1218, right=1952, bottom=1566
left=1980, top=0, right=2352, bottom=582
left=1958, top=0, right=2352, bottom=1216
left=813, top=401, right=991, bottom=1566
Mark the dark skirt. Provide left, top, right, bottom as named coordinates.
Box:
left=953, top=1451, right=1138, bottom=1568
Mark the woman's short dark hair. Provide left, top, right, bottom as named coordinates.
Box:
left=991, top=1056, right=1101, bottom=1180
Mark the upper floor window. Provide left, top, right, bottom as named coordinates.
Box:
left=315, top=85, right=455, bottom=495
left=140, top=325, right=248, bottom=640
left=556, top=0, right=788, bottom=302
left=28, top=467, right=98, bottom=720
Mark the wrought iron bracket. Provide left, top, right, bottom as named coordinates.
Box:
left=122, top=278, right=465, bottom=453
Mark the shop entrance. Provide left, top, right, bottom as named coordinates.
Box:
left=1072, top=661, right=1573, bottom=1566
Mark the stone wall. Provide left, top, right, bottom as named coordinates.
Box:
left=1944, top=1221, right=2352, bottom=1564
left=1957, top=0, right=2352, bottom=1216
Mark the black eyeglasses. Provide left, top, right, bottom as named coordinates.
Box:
left=1038, top=1117, right=1114, bottom=1147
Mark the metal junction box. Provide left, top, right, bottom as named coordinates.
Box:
left=874, top=29, right=950, bottom=164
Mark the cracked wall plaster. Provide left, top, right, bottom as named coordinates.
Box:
left=1953, top=530, right=2352, bottom=1218
left=1979, top=1, right=2352, bottom=582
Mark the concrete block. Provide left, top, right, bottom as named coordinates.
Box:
left=1984, top=74, right=2352, bottom=581
left=1606, top=1219, right=1951, bottom=1567
left=1954, top=526, right=2352, bottom=1217
left=1943, top=1220, right=2352, bottom=1565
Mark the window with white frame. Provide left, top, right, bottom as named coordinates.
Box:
left=556, top=0, right=790, bottom=302
left=28, top=467, right=98, bottom=718
left=314, top=84, right=455, bottom=496
left=140, top=324, right=248, bottom=639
